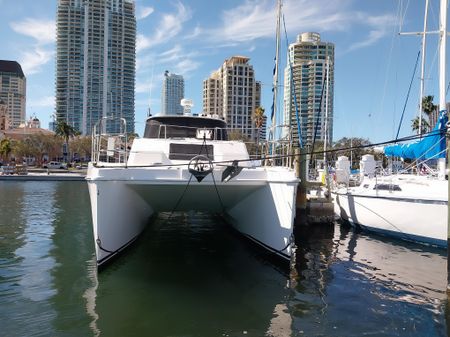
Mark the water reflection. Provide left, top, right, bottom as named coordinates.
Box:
left=0, top=182, right=58, bottom=335
left=93, top=212, right=292, bottom=337
left=291, top=221, right=447, bottom=336
left=83, top=256, right=100, bottom=337
left=0, top=180, right=449, bottom=336
left=50, top=181, right=96, bottom=336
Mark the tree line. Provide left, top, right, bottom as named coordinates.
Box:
left=0, top=121, right=91, bottom=166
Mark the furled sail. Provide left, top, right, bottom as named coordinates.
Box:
left=384, top=110, right=448, bottom=159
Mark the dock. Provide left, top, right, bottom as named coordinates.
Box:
left=0, top=167, right=86, bottom=181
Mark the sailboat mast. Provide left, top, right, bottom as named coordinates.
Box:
left=323, top=56, right=330, bottom=164
left=439, top=0, right=447, bottom=111
left=419, top=0, right=429, bottom=135
left=271, top=0, right=282, bottom=155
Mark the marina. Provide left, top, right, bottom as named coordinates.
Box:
left=1, top=0, right=450, bottom=336
left=0, top=180, right=448, bottom=336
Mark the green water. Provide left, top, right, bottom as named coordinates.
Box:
left=0, top=181, right=448, bottom=336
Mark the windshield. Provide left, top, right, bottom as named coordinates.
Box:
left=143, top=116, right=228, bottom=140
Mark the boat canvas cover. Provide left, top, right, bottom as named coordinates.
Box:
left=384, top=110, right=448, bottom=160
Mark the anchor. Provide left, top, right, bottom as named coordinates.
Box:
left=221, top=160, right=243, bottom=182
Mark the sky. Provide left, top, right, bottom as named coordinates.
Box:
left=0, top=0, right=447, bottom=143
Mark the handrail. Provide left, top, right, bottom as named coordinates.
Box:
left=92, top=116, right=128, bottom=166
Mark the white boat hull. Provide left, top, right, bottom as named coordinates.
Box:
left=333, top=178, right=447, bottom=247
left=87, top=166, right=298, bottom=265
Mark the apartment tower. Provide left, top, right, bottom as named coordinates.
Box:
left=203, top=56, right=261, bottom=140
left=161, top=71, right=184, bottom=115
left=283, top=32, right=334, bottom=147
left=0, top=60, right=26, bottom=129
left=56, top=0, right=136, bottom=135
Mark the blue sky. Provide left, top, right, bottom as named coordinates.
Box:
left=0, top=0, right=447, bottom=143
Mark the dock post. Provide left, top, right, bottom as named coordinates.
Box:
left=295, top=148, right=307, bottom=211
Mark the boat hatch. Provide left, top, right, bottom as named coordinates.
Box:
left=169, top=143, right=214, bottom=161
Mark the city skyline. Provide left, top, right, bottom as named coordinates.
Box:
left=0, top=0, right=446, bottom=143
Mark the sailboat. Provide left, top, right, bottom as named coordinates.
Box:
left=332, top=0, right=448, bottom=247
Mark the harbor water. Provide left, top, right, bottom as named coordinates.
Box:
left=0, top=181, right=448, bottom=336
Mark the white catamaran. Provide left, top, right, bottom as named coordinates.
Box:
left=86, top=1, right=299, bottom=267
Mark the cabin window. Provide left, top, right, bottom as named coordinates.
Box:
left=169, top=143, right=214, bottom=161
left=373, top=184, right=401, bottom=191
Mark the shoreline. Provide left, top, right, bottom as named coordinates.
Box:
left=0, top=170, right=86, bottom=181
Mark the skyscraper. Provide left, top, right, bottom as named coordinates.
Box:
left=0, top=60, right=26, bottom=129
left=203, top=56, right=261, bottom=140
left=161, top=71, right=184, bottom=116
left=283, top=32, right=334, bottom=147
left=56, top=0, right=136, bottom=135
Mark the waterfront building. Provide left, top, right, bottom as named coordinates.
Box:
left=0, top=99, right=9, bottom=131
left=161, top=71, right=184, bottom=116
left=283, top=32, right=334, bottom=147
left=203, top=56, right=262, bottom=140
left=2, top=116, right=54, bottom=141
left=0, top=60, right=26, bottom=129
left=259, top=114, right=267, bottom=141
left=49, top=119, right=56, bottom=132
left=55, top=0, right=136, bottom=135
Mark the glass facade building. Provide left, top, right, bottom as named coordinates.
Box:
left=161, top=71, right=184, bottom=116
left=283, top=32, right=334, bottom=147
left=56, top=0, right=136, bottom=135
left=0, top=60, right=26, bottom=129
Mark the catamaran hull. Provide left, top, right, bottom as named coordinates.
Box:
left=333, top=192, right=447, bottom=247
left=87, top=167, right=298, bottom=266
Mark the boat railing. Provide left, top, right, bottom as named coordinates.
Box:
left=260, top=124, right=294, bottom=167
left=92, top=117, right=128, bottom=166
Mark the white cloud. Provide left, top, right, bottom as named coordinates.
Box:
left=10, top=18, right=55, bottom=44
left=20, top=47, right=54, bottom=75
left=10, top=18, right=55, bottom=75
left=137, top=6, right=154, bottom=20
left=207, top=0, right=395, bottom=52
left=172, top=59, right=200, bottom=77
left=136, top=34, right=152, bottom=53
left=346, top=13, right=397, bottom=52
left=136, top=1, right=192, bottom=53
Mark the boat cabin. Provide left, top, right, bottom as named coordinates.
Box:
left=143, top=116, right=228, bottom=141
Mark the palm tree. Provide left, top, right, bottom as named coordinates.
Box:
left=411, top=116, right=430, bottom=134
left=55, top=121, right=79, bottom=162
left=0, top=138, right=12, bottom=163
left=413, top=95, right=437, bottom=134
left=253, top=106, right=265, bottom=157
left=422, top=95, right=436, bottom=117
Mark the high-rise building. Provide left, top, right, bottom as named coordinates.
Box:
left=203, top=56, right=261, bottom=140
left=56, top=0, right=136, bottom=135
left=0, top=60, right=26, bottom=129
left=283, top=32, right=334, bottom=147
left=161, top=71, right=184, bottom=116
